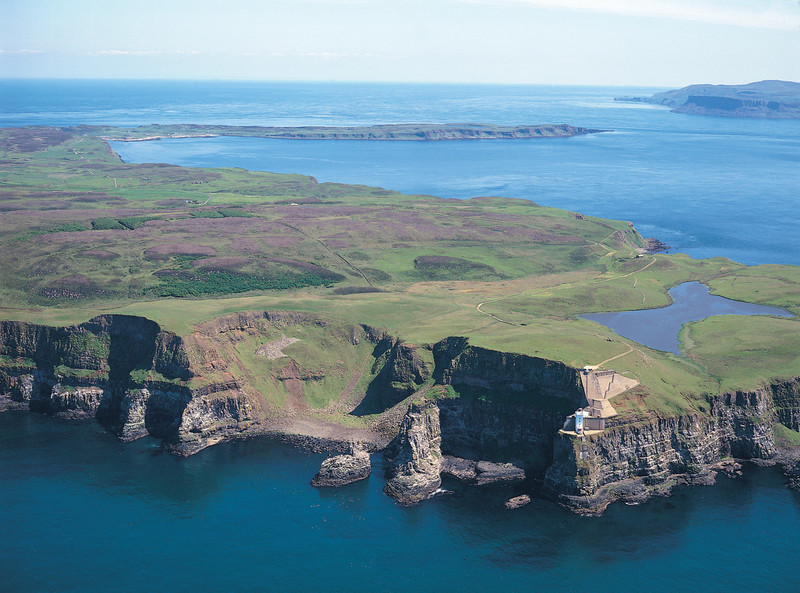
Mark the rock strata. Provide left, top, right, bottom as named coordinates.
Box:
left=543, top=389, right=779, bottom=514
left=311, top=446, right=371, bottom=487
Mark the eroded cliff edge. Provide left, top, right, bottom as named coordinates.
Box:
left=2, top=313, right=799, bottom=513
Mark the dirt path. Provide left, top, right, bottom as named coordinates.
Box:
left=592, top=341, right=635, bottom=368
left=279, top=221, right=374, bottom=286
left=475, top=301, right=517, bottom=325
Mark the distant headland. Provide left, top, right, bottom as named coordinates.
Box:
left=615, top=80, right=800, bottom=118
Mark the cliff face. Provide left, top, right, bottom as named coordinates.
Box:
left=3, top=314, right=799, bottom=513
left=772, top=379, right=800, bottom=431
left=383, top=338, right=588, bottom=504
left=543, top=388, right=778, bottom=514
left=433, top=336, right=584, bottom=404
left=432, top=337, right=584, bottom=473
left=0, top=311, right=424, bottom=456
left=0, top=315, right=251, bottom=454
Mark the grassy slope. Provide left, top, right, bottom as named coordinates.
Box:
left=1, top=127, right=799, bottom=420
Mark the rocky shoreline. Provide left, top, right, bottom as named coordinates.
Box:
left=2, top=313, right=800, bottom=514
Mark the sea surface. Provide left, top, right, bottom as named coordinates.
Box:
left=2, top=80, right=800, bottom=592
left=4, top=411, right=800, bottom=593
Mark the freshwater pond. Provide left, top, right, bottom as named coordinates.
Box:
left=581, top=282, right=793, bottom=355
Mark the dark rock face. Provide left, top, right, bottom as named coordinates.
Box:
left=433, top=337, right=583, bottom=474
left=433, top=337, right=584, bottom=406
left=384, top=401, right=443, bottom=504
left=438, top=397, right=568, bottom=476
left=441, top=456, right=525, bottom=485
left=353, top=338, right=431, bottom=415
left=773, top=379, right=800, bottom=431
left=312, top=447, right=371, bottom=487
left=0, top=316, right=197, bottom=446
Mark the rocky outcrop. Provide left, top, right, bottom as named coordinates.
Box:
left=772, top=379, right=800, bottom=431
left=543, top=388, right=778, bottom=514
left=311, top=446, right=371, bottom=487
left=505, top=494, right=531, bottom=509
left=170, top=389, right=257, bottom=455
left=384, top=401, right=443, bottom=504
left=353, top=338, right=431, bottom=415
left=442, top=456, right=525, bottom=485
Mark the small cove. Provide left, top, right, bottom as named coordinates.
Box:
left=581, top=282, right=793, bottom=355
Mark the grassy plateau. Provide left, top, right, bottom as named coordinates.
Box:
left=1, top=125, right=799, bottom=421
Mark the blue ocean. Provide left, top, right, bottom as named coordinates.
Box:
left=2, top=80, right=800, bottom=592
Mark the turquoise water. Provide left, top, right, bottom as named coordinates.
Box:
left=2, top=80, right=800, bottom=591
left=3, top=411, right=800, bottom=593
left=583, top=282, right=794, bottom=354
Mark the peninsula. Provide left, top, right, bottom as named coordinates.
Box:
left=1, top=125, right=799, bottom=514
left=84, top=122, right=607, bottom=142
left=615, top=80, right=800, bottom=118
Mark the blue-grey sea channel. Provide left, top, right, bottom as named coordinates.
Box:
left=2, top=80, right=800, bottom=592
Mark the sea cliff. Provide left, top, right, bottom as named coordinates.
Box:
left=2, top=313, right=799, bottom=513
left=543, top=389, right=778, bottom=514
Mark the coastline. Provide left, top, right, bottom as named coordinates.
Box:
left=90, top=123, right=610, bottom=142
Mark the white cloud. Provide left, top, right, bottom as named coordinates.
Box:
left=0, top=49, right=44, bottom=54
left=455, top=0, right=800, bottom=30
left=235, top=51, right=387, bottom=59
left=87, top=50, right=204, bottom=56
left=299, top=51, right=386, bottom=58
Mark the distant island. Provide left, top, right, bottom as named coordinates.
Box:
left=83, top=122, right=608, bottom=142
left=615, top=80, right=800, bottom=118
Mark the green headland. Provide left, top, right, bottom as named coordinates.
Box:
left=1, top=124, right=799, bottom=421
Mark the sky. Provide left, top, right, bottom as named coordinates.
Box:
left=1, top=0, right=799, bottom=85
